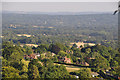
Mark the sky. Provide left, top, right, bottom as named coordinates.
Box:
left=1, top=0, right=119, bottom=2
left=1, top=2, right=118, bottom=12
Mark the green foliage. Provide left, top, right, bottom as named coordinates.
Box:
left=110, top=59, right=119, bottom=67
left=73, top=49, right=85, bottom=61
left=76, top=68, right=91, bottom=79
left=58, top=50, right=67, bottom=57
left=45, top=51, right=52, bottom=57
left=23, top=45, right=33, bottom=55
left=85, top=48, right=91, bottom=54
left=49, top=44, right=61, bottom=54
left=28, top=59, right=41, bottom=70
left=2, top=42, right=24, bottom=61
left=20, top=72, right=28, bottom=78
left=1, top=12, right=119, bottom=79
left=92, top=55, right=110, bottom=71
left=2, top=41, right=14, bottom=49
left=55, top=42, right=68, bottom=51
left=34, top=44, right=49, bottom=54
left=22, top=65, right=28, bottom=72
left=2, top=66, right=21, bottom=78
left=2, top=58, right=10, bottom=66
left=51, top=55, right=58, bottom=62
left=73, top=44, right=77, bottom=48
left=10, top=61, right=24, bottom=70
left=41, top=64, right=71, bottom=78
left=91, top=45, right=118, bottom=59
left=70, top=55, right=77, bottom=63
left=28, top=65, right=40, bottom=79
left=114, top=66, right=120, bottom=76
left=42, top=59, right=53, bottom=67
left=2, top=39, right=120, bottom=79
left=114, top=53, right=120, bottom=65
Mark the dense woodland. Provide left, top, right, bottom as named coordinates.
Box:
left=2, top=13, right=118, bottom=48
left=2, top=41, right=120, bottom=79
left=1, top=13, right=120, bottom=79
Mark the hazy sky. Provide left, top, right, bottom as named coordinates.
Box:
left=1, top=0, right=119, bottom=2
left=2, top=2, right=118, bottom=12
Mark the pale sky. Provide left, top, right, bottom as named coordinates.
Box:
left=1, top=0, right=119, bottom=2
left=2, top=2, right=118, bottom=12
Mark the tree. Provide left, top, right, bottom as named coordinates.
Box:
left=71, top=43, right=78, bottom=50
left=2, top=47, right=22, bottom=61
left=77, top=68, right=91, bottom=79
left=10, top=51, right=21, bottom=61
left=110, top=59, right=119, bottom=67
left=35, top=44, right=49, bottom=54
left=20, top=72, right=28, bottom=78
left=28, top=59, right=42, bottom=78
left=80, top=45, right=83, bottom=48
left=2, top=41, right=13, bottom=49
left=28, top=65, right=40, bottom=79
left=114, top=66, right=120, bottom=76
left=51, top=55, right=58, bottom=62
left=41, top=64, right=71, bottom=78
left=92, top=55, right=110, bottom=71
left=28, top=59, right=41, bottom=70
left=49, top=44, right=61, bottom=54
left=10, top=61, right=24, bottom=70
left=22, top=65, right=28, bottom=72
left=2, top=66, right=21, bottom=78
left=2, top=58, right=10, bottom=66
left=85, top=48, right=91, bottom=54
left=58, top=50, right=67, bottom=57
left=23, top=45, right=33, bottom=55
left=2, top=43, right=24, bottom=61
left=72, top=43, right=77, bottom=48
left=55, top=42, right=68, bottom=51
left=42, top=59, right=53, bottom=67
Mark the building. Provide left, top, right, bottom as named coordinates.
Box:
left=24, top=53, right=39, bottom=60
left=58, top=56, right=71, bottom=63
left=64, top=56, right=71, bottom=63
left=34, top=53, right=40, bottom=57
left=76, top=60, right=89, bottom=66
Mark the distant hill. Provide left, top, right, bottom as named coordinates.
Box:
left=2, top=11, right=113, bottom=15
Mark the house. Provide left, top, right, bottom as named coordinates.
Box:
left=80, top=61, right=89, bottom=66
left=76, top=60, right=89, bottom=66
left=34, top=53, right=40, bottom=57
left=66, top=50, right=73, bottom=54
left=89, top=57, right=95, bottom=59
left=24, top=53, right=38, bottom=60
left=58, top=56, right=71, bottom=63
left=24, top=55, right=30, bottom=59
left=43, top=53, right=47, bottom=56
left=64, top=56, right=71, bottom=63
left=52, top=53, right=55, bottom=56
left=30, top=54, right=37, bottom=59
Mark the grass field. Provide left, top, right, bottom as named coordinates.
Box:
left=21, top=60, right=91, bottom=73
left=25, top=44, right=38, bottom=47
left=70, top=42, right=95, bottom=47
left=65, top=65, right=80, bottom=72
left=54, top=63, right=80, bottom=72
left=17, top=34, right=32, bottom=37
